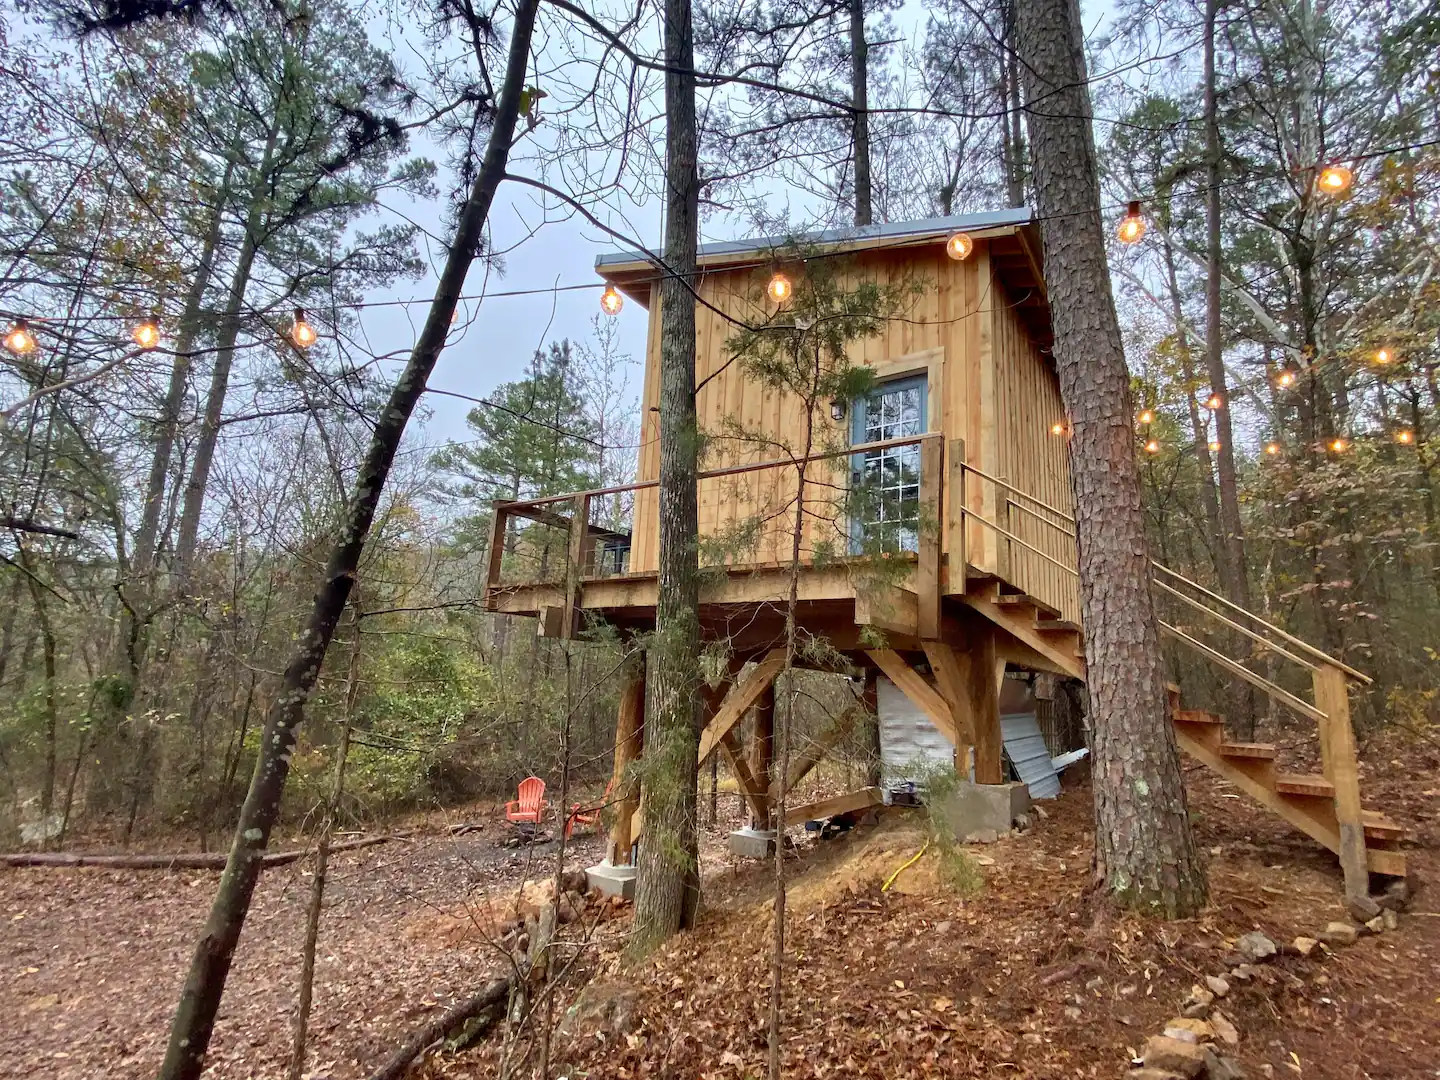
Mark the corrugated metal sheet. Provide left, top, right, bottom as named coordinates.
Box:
left=1002, top=711, right=1061, bottom=800
left=877, top=676, right=952, bottom=788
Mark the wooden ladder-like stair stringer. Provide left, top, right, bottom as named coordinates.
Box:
left=958, top=570, right=1405, bottom=880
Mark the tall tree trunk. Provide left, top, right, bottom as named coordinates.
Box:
left=849, top=0, right=872, bottom=227
left=156, top=5, right=540, bottom=1074
left=630, top=0, right=703, bottom=955
left=1015, top=0, right=1206, bottom=916
left=1002, top=0, right=1026, bottom=207
left=1202, top=0, right=1257, bottom=735
left=17, top=543, right=58, bottom=821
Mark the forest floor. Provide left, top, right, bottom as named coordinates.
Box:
left=3, top=731, right=1438, bottom=1080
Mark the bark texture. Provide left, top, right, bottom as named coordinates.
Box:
left=630, top=0, right=704, bottom=954
left=155, top=5, right=541, bottom=1075
left=849, top=0, right=872, bottom=226
left=1015, top=0, right=1207, bottom=916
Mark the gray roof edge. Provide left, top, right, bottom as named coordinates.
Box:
left=593, top=207, right=1034, bottom=271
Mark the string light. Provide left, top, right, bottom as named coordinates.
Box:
left=1117, top=201, right=1146, bottom=244
left=1204, top=392, right=1224, bottom=411
left=1329, top=437, right=1349, bottom=453
left=945, top=232, right=974, bottom=261
left=131, top=316, right=161, bottom=351
left=4, top=318, right=37, bottom=356
left=766, top=270, right=793, bottom=304
left=1395, top=429, right=1415, bottom=445
left=290, top=308, right=317, bottom=349
left=1372, top=347, right=1394, bottom=366
left=1138, top=409, right=1155, bottom=426
left=1144, top=438, right=1161, bottom=454
left=600, top=284, right=623, bottom=315
left=1264, top=441, right=1282, bottom=456
left=1050, top=421, right=1068, bottom=436
left=1208, top=439, right=1222, bottom=453
left=1275, top=368, right=1297, bottom=388
left=1317, top=164, right=1353, bottom=195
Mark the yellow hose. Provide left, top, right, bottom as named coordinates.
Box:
left=882, top=840, right=930, bottom=892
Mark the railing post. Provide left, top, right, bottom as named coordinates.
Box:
left=483, top=500, right=508, bottom=610
left=918, top=436, right=943, bottom=639
left=947, top=438, right=967, bottom=595
left=561, top=493, right=591, bottom=640
left=1312, top=664, right=1370, bottom=899
left=608, top=655, right=645, bottom=866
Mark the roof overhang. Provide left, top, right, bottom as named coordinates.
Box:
left=594, top=207, right=1051, bottom=352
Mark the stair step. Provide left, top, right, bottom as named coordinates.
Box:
left=1362, top=812, right=1406, bottom=843
left=1175, top=709, right=1223, bottom=726
left=1219, top=742, right=1277, bottom=760
left=1035, top=619, right=1080, bottom=634
left=1275, top=773, right=1334, bottom=797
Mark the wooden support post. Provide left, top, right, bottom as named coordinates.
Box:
left=1312, top=665, right=1370, bottom=899
left=862, top=668, right=881, bottom=787
left=560, top=493, right=590, bottom=640
left=946, top=438, right=967, bottom=594
left=923, top=642, right=975, bottom=778
left=608, top=658, right=645, bottom=866
left=697, top=651, right=786, bottom=764
left=918, top=437, right=943, bottom=639
left=949, top=631, right=1002, bottom=784
left=483, top=501, right=509, bottom=609
left=748, top=686, right=775, bottom=827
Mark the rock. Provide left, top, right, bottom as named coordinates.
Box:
left=1013, top=813, right=1032, bottom=832
left=1210, top=1009, right=1239, bottom=1047
left=1291, top=936, right=1319, bottom=957
left=1378, top=879, right=1409, bottom=912
left=1346, top=894, right=1382, bottom=923
left=966, top=827, right=1000, bottom=844
left=1202, top=1047, right=1247, bottom=1080
left=1141, top=1034, right=1208, bottom=1078
left=1119, top=983, right=1139, bottom=998
left=1221, top=952, right=1248, bottom=969
left=1084, top=975, right=1105, bottom=993
left=1382, top=908, right=1399, bottom=931
left=1236, top=931, right=1277, bottom=962
left=1181, top=985, right=1214, bottom=1018
left=560, top=982, right=640, bottom=1038
left=1205, top=974, right=1230, bottom=998
left=1063, top=1006, right=1082, bottom=1021
left=1364, top=915, right=1385, bottom=934
left=1162, top=1017, right=1214, bottom=1043
left=934, top=920, right=953, bottom=935
left=1319, top=921, right=1358, bottom=946
left=1021, top=1032, right=1044, bottom=1046
left=1033, top=804, right=1049, bottom=820
left=1228, top=964, right=1256, bottom=983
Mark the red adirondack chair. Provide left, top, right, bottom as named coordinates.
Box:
left=505, top=776, right=547, bottom=825
left=564, top=778, right=615, bottom=839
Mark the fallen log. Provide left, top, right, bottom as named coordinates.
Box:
left=0, top=834, right=397, bottom=870
left=367, top=977, right=511, bottom=1080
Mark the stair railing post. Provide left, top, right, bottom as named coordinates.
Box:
left=1311, top=663, right=1370, bottom=900
left=917, top=436, right=943, bottom=638
left=561, top=493, right=591, bottom=640
left=947, top=438, right=966, bottom=595
left=483, top=500, right=509, bottom=610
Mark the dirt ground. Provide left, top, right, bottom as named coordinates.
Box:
left=3, top=736, right=1438, bottom=1080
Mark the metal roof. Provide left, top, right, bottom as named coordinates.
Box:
left=594, top=207, right=1034, bottom=271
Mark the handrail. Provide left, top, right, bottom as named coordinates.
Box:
left=1159, top=621, right=1327, bottom=724
left=1004, top=495, right=1081, bottom=542
left=1152, top=562, right=1371, bottom=685
left=960, top=461, right=1077, bottom=527
left=492, top=432, right=943, bottom=512
left=961, top=508, right=1079, bottom=578
left=1152, top=578, right=1317, bottom=672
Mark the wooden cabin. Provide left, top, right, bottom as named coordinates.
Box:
left=483, top=210, right=1404, bottom=897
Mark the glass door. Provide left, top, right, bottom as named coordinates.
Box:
left=851, top=375, right=927, bottom=553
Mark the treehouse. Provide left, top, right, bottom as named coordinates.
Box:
left=483, top=209, right=1404, bottom=899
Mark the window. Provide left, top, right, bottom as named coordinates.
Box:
left=852, top=375, right=927, bottom=553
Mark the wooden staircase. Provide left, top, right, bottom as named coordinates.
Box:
left=957, top=569, right=1407, bottom=884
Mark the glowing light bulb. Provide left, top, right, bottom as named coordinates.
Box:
left=1050, top=421, right=1067, bottom=437
left=766, top=270, right=793, bottom=304
left=1144, top=439, right=1161, bottom=454
left=1395, top=429, right=1414, bottom=445
left=1372, top=347, right=1393, bottom=365
left=600, top=284, right=623, bottom=316
left=3, top=318, right=37, bottom=356
left=1329, top=437, right=1349, bottom=453
left=1138, top=409, right=1155, bottom=426
left=131, top=317, right=161, bottom=351
left=1208, top=439, right=1222, bottom=453
left=1317, top=165, right=1353, bottom=195
left=1117, top=200, right=1146, bottom=244
left=1276, top=368, right=1296, bottom=388
left=1204, top=392, right=1224, bottom=411
left=1264, top=441, right=1281, bottom=456
left=945, top=231, right=974, bottom=261
left=290, top=308, right=317, bottom=349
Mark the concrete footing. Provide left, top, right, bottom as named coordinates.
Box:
left=728, top=827, right=777, bottom=859
left=585, top=860, right=637, bottom=899
left=934, top=781, right=1032, bottom=843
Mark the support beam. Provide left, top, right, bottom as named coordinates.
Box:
left=918, top=436, right=944, bottom=638
left=607, top=658, right=645, bottom=866
left=770, top=707, right=858, bottom=804
left=560, top=492, right=591, bottom=639
left=748, top=686, right=775, bottom=826
left=923, top=642, right=976, bottom=777
left=697, top=650, right=786, bottom=764
left=783, top=786, right=884, bottom=827
left=720, top=728, right=770, bottom=823
left=949, top=631, right=1002, bottom=784
left=865, top=649, right=959, bottom=745
left=854, top=585, right=919, bottom=637
left=1312, top=665, right=1370, bottom=898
